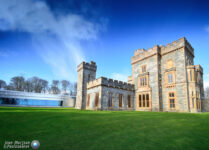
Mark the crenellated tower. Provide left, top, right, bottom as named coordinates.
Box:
left=75, top=61, right=97, bottom=109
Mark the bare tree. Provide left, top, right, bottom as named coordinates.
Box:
left=10, top=76, right=25, bottom=91
left=2, top=76, right=69, bottom=94
left=30, top=77, right=41, bottom=93
left=6, top=84, right=14, bottom=90
left=0, top=80, right=6, bottom=89
left=41, top=79, right=48, bottom=93
left=29, top=77, right=49, bottom=93
left=24, top=79, right=33, bottom=92
left=70, top=82, right=77, bottom=96
left=61, top=80, right=70, bottom=94
left=51, top=80, right=60, bottom=94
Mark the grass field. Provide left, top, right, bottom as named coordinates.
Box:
left=0, top=107, right=209, bottom=150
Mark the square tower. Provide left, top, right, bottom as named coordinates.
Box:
left=75, top=61, right=97, bottom=109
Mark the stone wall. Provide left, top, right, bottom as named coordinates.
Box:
left=62, top=96, right=76, bottom=107
left=130, top=37, right=204, bottom=112
left=132, top=53, right=160, bottom=111
left=86, top=86, right=102, bottom=110
left=101, top=86, right=135, bottom=110
left=76, top=37, right=204, bottom=113
left=87, top=77, right=135, bottom=91
left=161, top=47, right=188, bottom=112
left=86, top=77, right=135, bottom=110
left=75, top=61, right=97, bottom=109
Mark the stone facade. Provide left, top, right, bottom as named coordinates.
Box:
left=75, top=61, right=97, bottom=109
left=86, top=77, right=135, bottom=110
left=76, top=37, right=206, bottom=112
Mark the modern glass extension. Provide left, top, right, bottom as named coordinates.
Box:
left=0, top=97, right=62, bottom=107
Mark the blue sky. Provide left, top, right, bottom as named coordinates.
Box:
left=0, top=0, right=209, bottom=88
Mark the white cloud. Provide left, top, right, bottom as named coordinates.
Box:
left=204, top=73, right=209, bottom=89
left=0, top=0, right=104, bottom=81
left=204, top=81, right=209, bottom=89
left=110, top=73, right=128, bottom=82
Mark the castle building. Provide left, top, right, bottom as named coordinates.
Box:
left=76, top=37, right=205, bottom=113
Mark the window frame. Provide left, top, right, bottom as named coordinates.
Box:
left=118, top=94, right=123, bottom=108
left=108, top=92, right=113, bottom=108
left=127, top=95, right=131, bottom=108
left=87, top=94, right=90, bottom=108
left=137, top=93, right=151, bottom=108
left=94, top=92, right=99, bottom=107
left=165, top=71, right=175, bottom=88
left=168, top=92, right=176, bottom=109
left=138, top=75, right=149, bottom=88
left=141, top=65, right=147, bottom=73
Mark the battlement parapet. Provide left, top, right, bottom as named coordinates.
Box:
left=131, top=37, right=194, bottom=64
left=77, top=61, right=97, bottom=72
left=161, top=37, right=194, bottom=56
left=187, top=65, right=203, bottom=74
left=128, top=76, right=132, bottom=81
left=131, top=45, right=160, bottom=64
left=87, top=77, right=135, bottom=91
left=195, top=65, right=203, bottom=74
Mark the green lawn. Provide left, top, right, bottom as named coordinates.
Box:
left=0, top=107, right=209, bottom=150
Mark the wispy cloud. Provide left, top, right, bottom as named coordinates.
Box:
left=205, top=26, right=209, bottom=32
left=0, top=0, right=105, bottom=81
left=110, top=73, right=128, bottom=82
left=0, top=51, right=9, bottom=57
left=0, top=49, right=16, bottom=57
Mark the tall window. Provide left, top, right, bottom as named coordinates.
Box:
left=190, top=70, right=193, bottom=81
left=141, top=65, right=147, bottom=73
left=87, top=94, right=90, bottom=107
left=143, top=94, right=145, bottom=107
left=118, top=94, right=123, bottom=108
left=169, top=92, right=175, bottom=109
left=139, top=76, right=148, bottom=87
left=168, top=73, right=173, bottom=84
left=138, top=93, right=150, bottom=108
left=146, top=94, right=149, bottom=107
left=127, top=95, right=131, bottom=108
left=139, top=95, right=142, bottom=107
left=196, top=92, right=200, bottom=110
left=165, top=71, right=175, bottom=87
left=95, top=93, right=99, bottom=107
left=108, top=92, right=113, bottom=108
left=191, top=91, right=195, bottom=109
left=192, top=98, right=195, bottom=108
left=196, top=100, right=199, bottom=110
